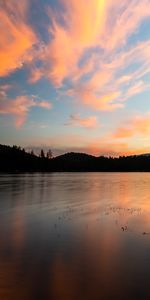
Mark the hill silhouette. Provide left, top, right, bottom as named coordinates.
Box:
left=1, top=144, right=150, bottom=172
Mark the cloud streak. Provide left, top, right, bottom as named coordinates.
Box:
left=65, top=114, right=99, bottom=128
left=0, top=0, right=36, bottom=77
left=38, top=0, right=150, bottom=111
left=1, top=0, right=150, bottom=155
left=113, top=114, right=150, bottom=139
left=1, top=0, right=150, bottom=112
left=0, top=94, right=52, bottom=128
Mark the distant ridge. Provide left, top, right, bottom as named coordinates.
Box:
left=137, top=153, right=150, bottom=157
left=1, top=144, right=150, bottom=172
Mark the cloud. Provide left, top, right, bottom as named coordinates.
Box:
left=65, top=114, right=99, bottom=128
left=0, top=84, right=13, bottom=98
left=44, top=0, right=150, bottom=110
left=125, top=81, right=150, bottom=99
left=66, top=37, right=150, bottom=111
left=38, top=100, right=52, bottom=109
left=0, top=94, right=52, bottom=127
left=28, top=67, right=43, bottom=84
left=26, top=133, right=132, bottom=157
left=43, top=0, right=108, bottom=86
left=43, top=0, right=150, bottom=82
left=1, top=0, right=150, bottom=115
left=104, top=0, right=150, bottom=50
left=113, top=114, right=150, bottom=139
left=0, top=0, right=36, bottom=77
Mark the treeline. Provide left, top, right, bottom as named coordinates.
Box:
left=1, top=144, right=150, bottom=172
left=0, top=145, right=53, bottom=172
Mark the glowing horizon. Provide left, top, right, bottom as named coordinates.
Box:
left=0, top=0, right=150, bottom=156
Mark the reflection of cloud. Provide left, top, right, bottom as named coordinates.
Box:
left=0, top=95, right=52, bottom=128
left=65, top=114, right=99, bottom=128
left=0, top=0, right=36, bottom=77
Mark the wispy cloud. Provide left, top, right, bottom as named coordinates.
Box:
left=65, top=114, right=99, bottom=128
left=0, top=94, right=52, bottom=127
left=67, top=38, right=150, bottom=111
left=1, top=0, right=150, bottom=113
left=1, top=0, right=150, bottom=154
left=42, top=0, right=108, bottom=86
left=37, top=0, right=150, bottom=111
left=0, top=0, right=36, bottom=77
left=44, top=0, right=150, bottom=84
left=113, top=113, right=150, bottom=139
left=26, top=133, right=136, bottom=157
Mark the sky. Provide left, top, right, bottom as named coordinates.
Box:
left=0, top=0, right=150, bottom=156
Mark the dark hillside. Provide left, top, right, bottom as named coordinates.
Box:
left=1, top=144, right=150, bottom=172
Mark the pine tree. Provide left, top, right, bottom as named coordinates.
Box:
left=31, top=150, right=35, bottom=156
left=40, top=149, right=45, bottom=158
left=46, top=149, right=52, bottom=159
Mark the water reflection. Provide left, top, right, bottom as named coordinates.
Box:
left=0, top=173, right=150, bottom=299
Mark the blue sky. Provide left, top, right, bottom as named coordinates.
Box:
left=0, top=0, right=150, bottom=156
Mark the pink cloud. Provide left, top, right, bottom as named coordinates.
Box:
left=65, top=114, right=99, bottom=128
left=67, top=38, right=150, bottom=111
left=0, top=95, right=52, bottom=128
left=27, top=132, right=133, bottom=157
left=28, top=68, right=43, bottom=84
left=41, top=0, right=150, bottom=85
left=38, top=100, right=52, bottom=109
left=113, top=114, right=150, bottom=139
left=103, top=0, right=150, bottom=50
left=43, top=0, right=150, bottom=111
left=1, top=0, right=150, bottom=116
left=72, top=87, right=123, bottom=111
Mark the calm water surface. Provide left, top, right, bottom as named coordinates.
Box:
left=0, top=173, right=150, bottom=300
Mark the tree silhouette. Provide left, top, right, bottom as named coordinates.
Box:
left=40, top=149, right=45, bottom=158
left=46, top=149, right=53, bottom=159
left=31, top=150, right=35, bottom=156
left=1, top=143, right=150, bottom=172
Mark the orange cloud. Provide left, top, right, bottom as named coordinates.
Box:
left=43, top=0, right=150, bottom=87
left=44, top=0, right=150, bottom=112
left=74, top=87, right=123, bottom=111
left=65, top=114, right=99, bottom=128
left=0, top=95, right=52, bottom=127
left=28, top=132, right=132, bottom=157
left=1, top=0, right=150, bottom=116
left=43, top=0, right=109, bottom=86
left=113, top=114, right=150, bottom=139
left=68, top=37, right=150, bottom=111
left=0, top=0, right=36, bottom=77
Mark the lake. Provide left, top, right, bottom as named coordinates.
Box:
left=0, top=173, right=150, bottom=300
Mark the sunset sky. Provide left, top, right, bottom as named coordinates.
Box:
left=0, top=0, right=150, bottom=156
